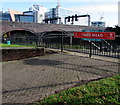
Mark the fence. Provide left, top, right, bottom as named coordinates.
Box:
left=37, top=32, right=120, bottom=59
left=2, top=36, right=38, bottom=47
left=2, top=32, right=120, bottom=59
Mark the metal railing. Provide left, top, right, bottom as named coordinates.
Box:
left=2, top=35, right=120, bottom=59
left=37, top=36, right=120, bottom=59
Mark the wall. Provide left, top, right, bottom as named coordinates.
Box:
left=1, top=21, right=107, bottom=35
left=2, top=48, right=45, bottom=61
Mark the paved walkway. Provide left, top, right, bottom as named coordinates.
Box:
left=2, top=52, right=119, bottom=104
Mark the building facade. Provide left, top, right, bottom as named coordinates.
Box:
left=1, top=4, right=47, bottom=23
left=1, top=4, right=90, bottom=25
left=0, top=11, right=12, bottom=21
left=29, top=4, right=47, bottom=23
left=0, top=9, right=34, bottom=23
left=44, top=6, right=90, bottom=26
left=15, top=14, right=34, bottom=23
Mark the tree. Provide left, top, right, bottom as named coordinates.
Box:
left=113, top=25, right=120, bottom=35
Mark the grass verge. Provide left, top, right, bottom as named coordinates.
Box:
left=0, top=43, right=36, bottom=47
left=33, top=74, right=120, bottom=105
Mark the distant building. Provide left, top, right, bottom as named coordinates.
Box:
left=91, top=21, right=105, bottom=27
left=1, top=4, right=90, bottom=25
left=29, top=4, right=47, bottom=23
left=0, top=11, right=12, bottom=21
left=0, top=9, right=34, bottom=23
left=8, top=9, right=23, bottom=21
left=0, top=4, right=48, bottom=23
left=44, top=6, right=90, bottom=26
left=15, top=14, right=34, bottom=23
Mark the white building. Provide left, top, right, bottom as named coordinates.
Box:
left=44, top=6, right=90, bottom=26
left=28, top=4, right=47, bottom=23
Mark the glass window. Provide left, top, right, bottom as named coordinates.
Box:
left=19, top=15, right=34, bottom=23
left=1, top=13, right=11, bottom=21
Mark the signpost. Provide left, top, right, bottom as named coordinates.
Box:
left=74, top=32, right=116, bottom=57
left=81, top=30, right=104, bottom=41
left=74, top=32, right=115, bottom=40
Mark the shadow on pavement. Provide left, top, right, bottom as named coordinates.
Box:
left=23, top=58, right=63, bottom=66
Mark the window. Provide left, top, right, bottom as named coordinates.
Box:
left=19, top=15, right=34, bottom=23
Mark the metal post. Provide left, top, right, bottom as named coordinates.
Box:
left=61, top=33, right=63, bottom=52
left=70, top=36, right=72, bottom=45
left=117, top=49, right=120, bottom=59
left=71, top=16, right=74, bottom=25
left=36, top=35, right=38, bottom=47
left=8, top=31, right=10, bottom=44
left=89, top=40, right=92, bottom=57
left=44, top=33, right=48, bottom=48
left=59, top=18, right=61, bottom=24
left=64, top=17, right=66, bottom=24
left=88, top=15, right=91, bottom=26
left=25, top=32, right=28, bottom=45
left=100, top=41, right=102, bottom=52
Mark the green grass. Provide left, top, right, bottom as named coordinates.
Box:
left=1, top=43, right=85, bottom=49
left=0, top=43, right=36, bottom=47
left=33, top=74, right=120, bottom=105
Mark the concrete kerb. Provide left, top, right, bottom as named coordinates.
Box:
left=66, top=51, right=119, bottom=63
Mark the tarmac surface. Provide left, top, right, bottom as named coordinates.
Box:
left=2, top=51, right=119, bottom=104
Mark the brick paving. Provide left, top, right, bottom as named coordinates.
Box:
left=2, top=52, right=119, bottom=104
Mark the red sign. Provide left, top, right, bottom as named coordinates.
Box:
left=74, top=32, right=115, bottom=40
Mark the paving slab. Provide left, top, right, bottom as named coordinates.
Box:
left=2, top=52, right=119, bottom=104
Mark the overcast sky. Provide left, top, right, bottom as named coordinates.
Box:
left=1, top=0, right=119, bottom=27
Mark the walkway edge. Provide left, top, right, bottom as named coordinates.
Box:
left=46, top=48, right=119, bottom=63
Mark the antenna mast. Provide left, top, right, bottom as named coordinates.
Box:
left=100, top=13, right=104, bottom=20
left=57, top=0, right=60, bottom=7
